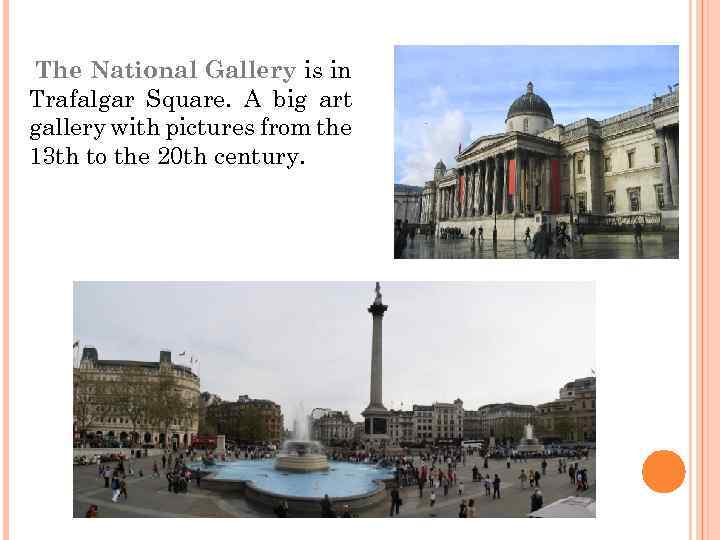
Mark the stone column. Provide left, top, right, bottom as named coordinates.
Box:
left=494, top=155, right=502, bottom=215
left=665, top=128, right=679, bottom=208
left=484, top=160, right=492, bottom=215
left=502, top=153, right=509, bottom=214
left=513, top=150, right=521, bottom=215
left=368, top=291, right=387, bottom=409
left=543, top=157, right=551, bottom=211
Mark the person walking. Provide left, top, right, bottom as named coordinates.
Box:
left=484, top=474, right=491, bottom=496
left=430, top=490, right=436, bottom=508
left=569, top=464, right=576, bottom=487
left=479, top=226, right=484, bottom=240
left=530, top=489, right=544, bottom=512
left=110, top=474, right=121, bottom=503
left=458, top=481, right=464, bottom=497
left=458, top=500, right=468, bottom=518
left=518, top=469, right=528, bottom=489
left=534, top=470, right=541, bottom=488
left=492, top=474, right=501, bottom=499
left=103, top=466, right=111, bottom=488
left=161, top=454, right=166, bottom=469
left=506, top=456, right=511, bottom=469
left=120, top=477, right=128, bottom=501
left=541, top=459, right=547, bottom=476
left=389, top=485, right=401, bottom=517
left=634, top=221, right=643, bottom=247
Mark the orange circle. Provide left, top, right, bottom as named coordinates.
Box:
left=643, top=450, right=685, bottom=493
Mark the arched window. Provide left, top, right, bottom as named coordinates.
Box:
left=523, top=118, right=529, bottom=132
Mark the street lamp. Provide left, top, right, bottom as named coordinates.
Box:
left=492, top=195, right=498, bottom=249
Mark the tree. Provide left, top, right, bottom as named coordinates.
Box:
left=113, top=366, right=152, bottom=447
left=73, top=370, right=113, bottom=446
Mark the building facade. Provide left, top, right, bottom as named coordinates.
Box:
left=536, top=377, right=596, bottom=443
left=73, top=347, right=200, bottom=449
left=477, top=403, right=536, bottom=442
left=207, top=394, right=284, bottom=445
left=394, top=184, right=423, bottom=225
left=419, top=82, right=679, bottom=237
left=311, top=410, right=355, bottom=444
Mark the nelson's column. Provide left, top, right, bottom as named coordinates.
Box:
left=362, top=282, right=390, bottom=445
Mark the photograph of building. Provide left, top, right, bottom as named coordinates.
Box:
left=395, top=46, right=680, bottom=259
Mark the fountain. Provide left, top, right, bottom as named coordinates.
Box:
left=274, top=405, right=329, bottom=472
left=516, top=423, right=545, bottom=453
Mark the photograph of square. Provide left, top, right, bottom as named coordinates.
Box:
left=73, top=281, right=595, bottom=518
left=394, top=45, right=679, bottom=259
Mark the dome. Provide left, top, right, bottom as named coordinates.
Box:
left=434, top=160, right=446, bottom=170
left=506, top=82, right=553, bottom=122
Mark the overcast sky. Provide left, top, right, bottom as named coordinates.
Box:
left=74, top=282, right=595, bottom=428
left=395, top=45, right=680, bottom=185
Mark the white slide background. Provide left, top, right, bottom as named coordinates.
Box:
left=10, top=0, right=692, bottom=538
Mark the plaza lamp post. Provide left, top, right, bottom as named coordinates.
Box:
left=492, top=198, right=498, bottom=249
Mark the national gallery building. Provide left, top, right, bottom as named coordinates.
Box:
left=418, top=82, right=679, bottom=237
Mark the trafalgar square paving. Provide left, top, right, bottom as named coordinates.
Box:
left=398, top=235, right=678, bottom=259
left=73, top=452, right=595, bottom=518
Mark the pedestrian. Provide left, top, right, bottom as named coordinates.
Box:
left=484, top=474, right=491, bottom=496
left=120, top=478, right=128, bottom=500
left=430, top=490, right=436, bottom=507
left=470, top=227, right=476, bottom=242
left=518, top=469, right=528, bottom=489
left=103, top=466, right=111, bottom=488
left=467, top=498, right=476, bottom=518
left=530, top=489, right=544, bottom=512
left=492, top=474, right=501, bottom=499
left=389, top=485, right=401, bottom=517
left=320, top=494, right=335, bottom=518
left=110, top=474, right=121, bottom=503
left=84, top=504, right=98, bottom=518
left=569, top=464, right=576, bottom=486
left=634, top=221, right=643, bottom=247
left=443, top=477, right=449, bottom=497
left=529, top=468, right=535, bottom=488
left=458, top=481, right=464, bottom=497
left=534, top=470, right=541, bottom=488
left=541, top=459, right=547, bottom=476
left=274, top=499, right=289, bottom=517
left=506, top=456, right=511, bottom=469
left=153, top=461, right=159, bottom=477
left=162, top=454, right=166, bottom=469
left=479, top=226, right=484, bottom=240
left=459, top=499, right=468, bottom=518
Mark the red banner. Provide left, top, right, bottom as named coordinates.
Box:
left=507, top=159, right=516, bottom=195
left=551, top=159, right=561, bottom=213
left=458, top=175, right=465, bottom=205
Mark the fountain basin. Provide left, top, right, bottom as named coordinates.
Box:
left=274, top=440, right=329, bottom=472
left=198, top=459, right=395, bottom=515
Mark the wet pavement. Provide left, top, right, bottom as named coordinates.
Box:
left=398, top=236, right=679, bottom=259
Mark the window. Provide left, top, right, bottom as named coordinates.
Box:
left=628, top=187, right=641, bottom=212
left=654, top=145, right=661, bottom=164
left=562, top=195, right=570, bottom=213
left=605, top=191, right=616, bottom=213
left=655, top=184, right=665, bottom=210
left=627, top=150, right=636, bottom=169
left=508, top=120, right=514, bottom=130
left=523, top=118, right=528, bottom=132
left=577, top=158, right=584, bottom=175
left=562, top=163, right=569, bottom=178
left=604, top=156, right=612, bottom=173
left=577, top=192, right=587, bottom=214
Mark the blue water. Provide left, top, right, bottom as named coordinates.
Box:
left=201, top=459, right=394, bottom=498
